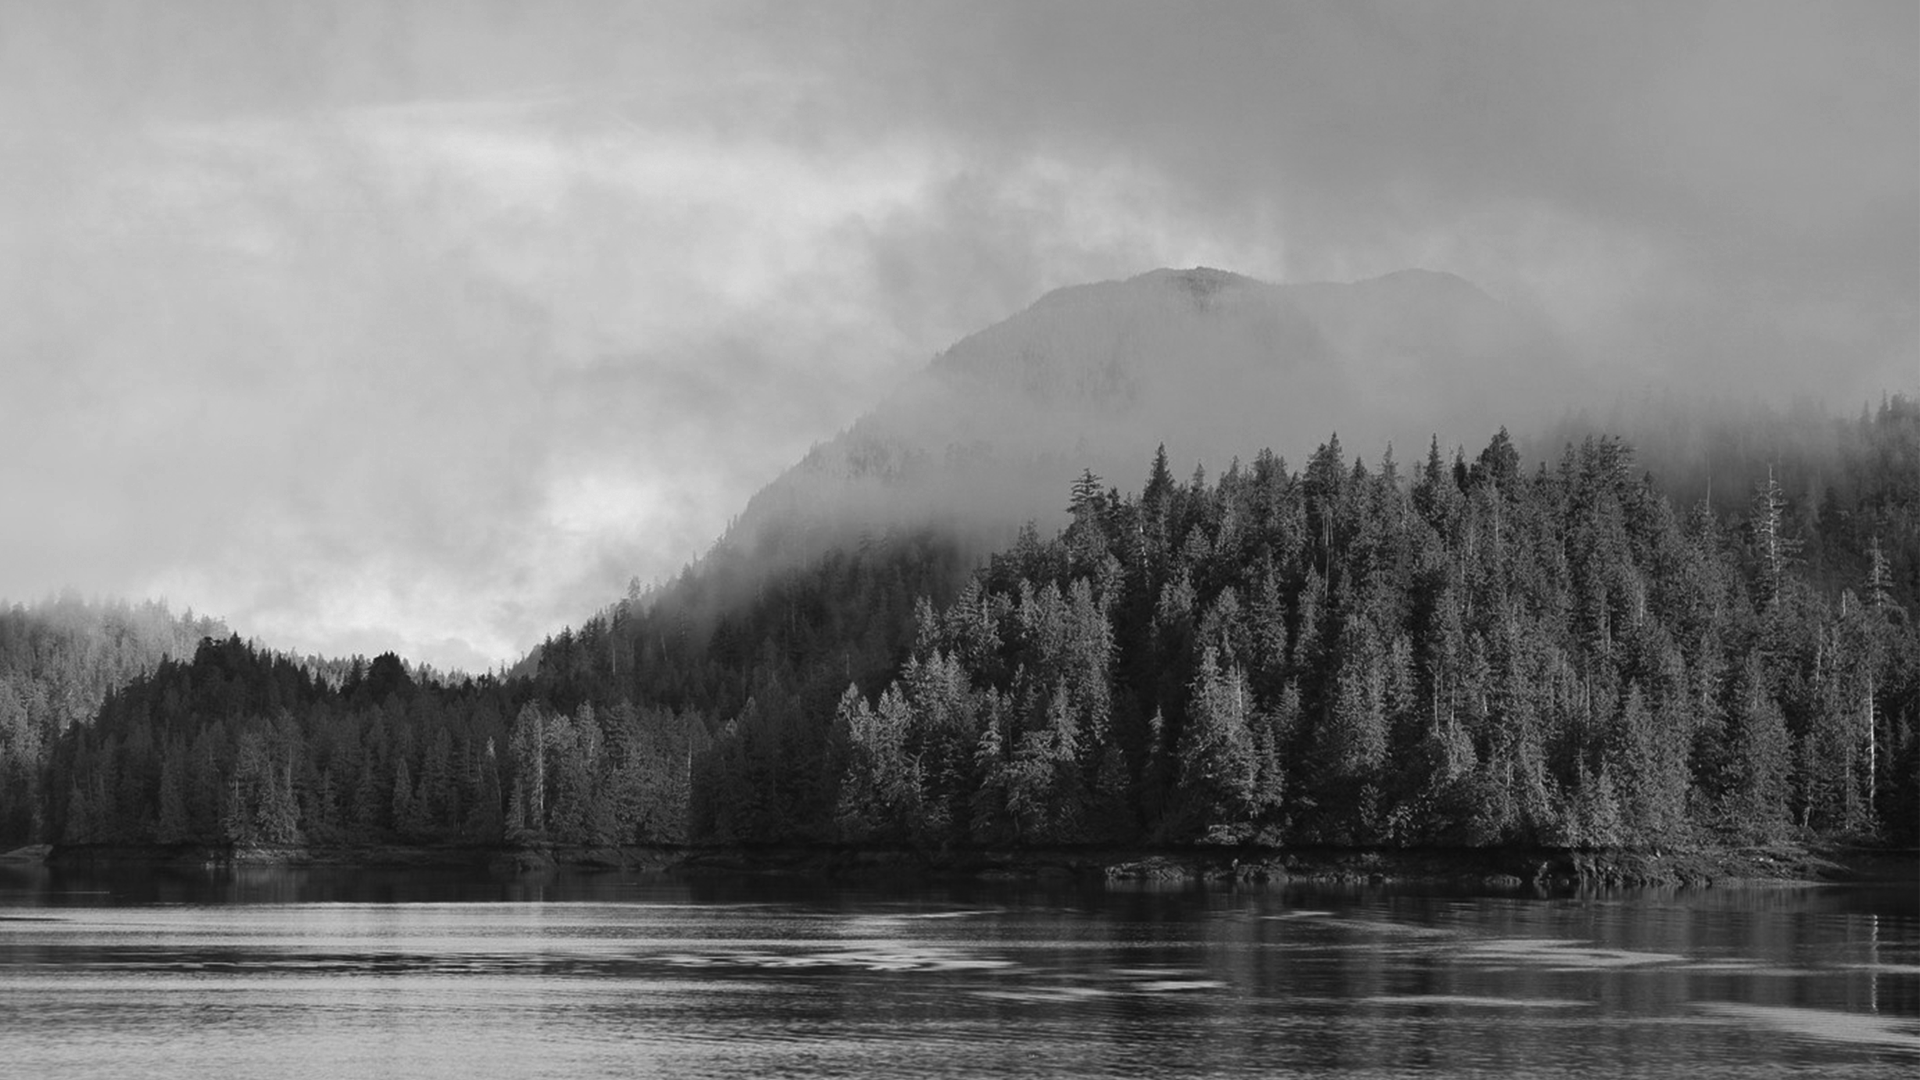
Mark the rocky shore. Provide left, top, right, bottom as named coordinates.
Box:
left=26, top=840, right=1912, bottom=890
left=669, top=842, right=1914, bottom=889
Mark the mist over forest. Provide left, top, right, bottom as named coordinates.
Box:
left=8, top=15, right=1919, bottom=1080
left=7, top=224, right=1918, bottom=862
left=7, top=364, right=1916, bottom=856
left=719, top=268, right=1586, bottom=575
left=5, top=4, right=1912, bottom=679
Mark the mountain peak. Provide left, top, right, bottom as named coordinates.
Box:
left=1024, top=266, right=1264, bottom=315
left=1130, top=266, right=1265, bottom=298
left=724, top=261, right=1579, bottom=571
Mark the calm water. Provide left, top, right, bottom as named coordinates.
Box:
left=0, top=863, right=1914, bottom=1078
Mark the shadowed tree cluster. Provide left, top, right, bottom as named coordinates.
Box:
left=43, top=637, right=707, bottom=850
left=0, top=597, right=225, bottom=847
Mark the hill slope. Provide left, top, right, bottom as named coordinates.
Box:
left=724, top=266, right=1580, bottom=569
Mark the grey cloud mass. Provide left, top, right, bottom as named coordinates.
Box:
left=1, top=1, right=1913, bottom=671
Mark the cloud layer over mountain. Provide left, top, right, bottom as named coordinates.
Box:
left=1, top=2, right=1912, bottom=670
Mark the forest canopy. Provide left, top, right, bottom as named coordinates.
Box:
left=18, top=398, right=1920, bottom=853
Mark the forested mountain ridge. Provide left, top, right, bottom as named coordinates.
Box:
left=35, top=398, right=1920, bottom=855
left=527, top=266, right=1585, bottom=739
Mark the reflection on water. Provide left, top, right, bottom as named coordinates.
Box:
left=0, top=863, right=1914, bottom=1078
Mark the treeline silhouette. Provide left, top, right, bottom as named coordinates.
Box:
left=26, top=398, right=1920, bottom=853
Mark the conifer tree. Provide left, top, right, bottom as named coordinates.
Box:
left=1727, top=656, right=1792, bottom=842
left=1752, top=465, right=1803, bottom=610
left=1173, top=647, right=1256, bottom=842
left=155, top=743, right=190, bottom=843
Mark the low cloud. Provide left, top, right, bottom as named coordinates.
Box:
left=2, top=2, right=1910, bottom=670
left=0, top=93, right=1284, bottom=669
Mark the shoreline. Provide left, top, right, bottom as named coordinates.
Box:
left=23, top=841, right=1914, bottom=889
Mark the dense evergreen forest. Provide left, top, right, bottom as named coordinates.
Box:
left=25, top=397, right=1920, bottom=854
left=0, top=598, right=226, bottom=846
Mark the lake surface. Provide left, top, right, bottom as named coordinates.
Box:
left=0, top=863, right=1914, bottom=1078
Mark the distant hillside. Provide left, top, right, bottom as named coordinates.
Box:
left=547, top=268, right=1914, bottom=722
left=724, top=266, right=1582, bottom=572
left=555, top=266, right=1591, bottom=714
left=503, top=263, right=1918, bottom=851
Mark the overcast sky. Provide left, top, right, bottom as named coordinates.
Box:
left=2, top=1, right=1914, bottom=672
